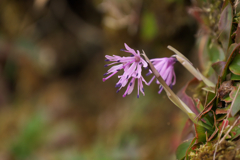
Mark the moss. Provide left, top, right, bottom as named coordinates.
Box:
left=189, top=140, right=240, bottom=160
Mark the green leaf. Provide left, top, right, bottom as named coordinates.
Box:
left=140, top=11, right=158, bottom=41
left=235, top=23, right=240, bottom=43
left=200, top=38, right=225, bottom=74
left=221, top=0, right=231, bottom=10
left=194, top=98, right=204, bottom=112
left=230, top=85, right=240, bottom=116
left=208, top=44, right=225, bottom=63
left=231, top=73, right=240, bottom=80
left=212, top=61, right=226, bottom=76
left=227, top=43, right=239, bottom=59
left=197, top=91, right=216, bottom=121
left=185, top=138, right=197, bottom=160
left=195, top=124, right=207, bottom=143
left=176, top=139, right=193, bottom=160
left=206, top=92, right=216, bottom=105
left=222, top=96, right=232, bottom=103
left=222, top=43, right=240, bottom=80
left=216, top=104, right=231, bottom=114
left=177, top=80, right=199, bottom=114
left=216, top=114, right=227, bottom=121
left=218, top=3, right=233, bottom=55
left=231, top=126, right=240, bottom=140
left=204, top=110, right=216, bottom=125
left=229, top=54, right=240, bottom=75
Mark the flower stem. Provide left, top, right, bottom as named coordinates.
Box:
left=142, top=50, right=211, bottom=130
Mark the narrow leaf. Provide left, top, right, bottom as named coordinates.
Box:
left=218, top=3, right=233, bottom=55
left=194, top=98, right=204, bottom=112
left=235, top=23, right=240, bottom=43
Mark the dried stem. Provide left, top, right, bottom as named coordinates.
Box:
left=219, top=116, right=240, bottom=144
left=167, top=45, right=215, bottom=88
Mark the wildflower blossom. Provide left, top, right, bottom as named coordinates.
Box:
left=147, top=57, right=177, bottom=94
left=103, top=43, right=148, bottom=98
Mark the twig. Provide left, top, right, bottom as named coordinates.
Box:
left=219, top=116, right=240, bottom=144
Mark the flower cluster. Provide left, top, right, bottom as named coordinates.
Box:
left=103, top=43, right=176, bottom=97
left=147, top=57, right=176, bottom=93
left=103, top=43, right=148, bottom=98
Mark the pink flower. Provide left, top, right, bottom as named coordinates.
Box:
left=103, top=43, right=148, bottom=98
left=147, top=57, right=176, bottom=94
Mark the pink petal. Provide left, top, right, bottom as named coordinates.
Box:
left=128, top=78, right=136, bottom=95
left=124, top=43, right=137, bottom=56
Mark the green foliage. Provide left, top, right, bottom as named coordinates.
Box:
left=176, top=1, right=240, bottom=159
left=231, top=73, right=240, bottom=80
left=207, top=43, right=225, bottom=63
left=176, top=139, right=193, bottom=160
left=229, top=86, right=240, bottom=116
left=140, top=11, right=158, bottom=41
left=218, top=3, right=233, bottom=55
left=229, top=54, right=240, bottom=75
left=194, top=124, right=207, bottom=143
left=10, top=114, right=45, bottom=160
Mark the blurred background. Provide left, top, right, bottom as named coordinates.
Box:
left=0, top=0, right=199, bottom=159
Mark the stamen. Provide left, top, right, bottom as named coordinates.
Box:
left=115, top=83, right=122, bottom=88
left=142, top=88, right=144, bottom=92
left=117, top=69, right=121, bottom=71
left=105, top=62, right=119, bottom=67
left=136, top=73, right=138, bottom=76
left=137, top=94, right=139, bottom=98
left=105, top=59, right=110, bottom=61
left=130, top=82, right=132, bottom=86
left=116, top=89, right=120, bottom=93
left=103, top=73, right=108, bottom=76
left=102, top=71, right=118, bottom=82
left=158, top=86, right=163, bottom=94
left=104, top=64, right=108, bottom=67
left=120, top=49, right=125, bottom=51
left=146, top=72, right=151, bottom=76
